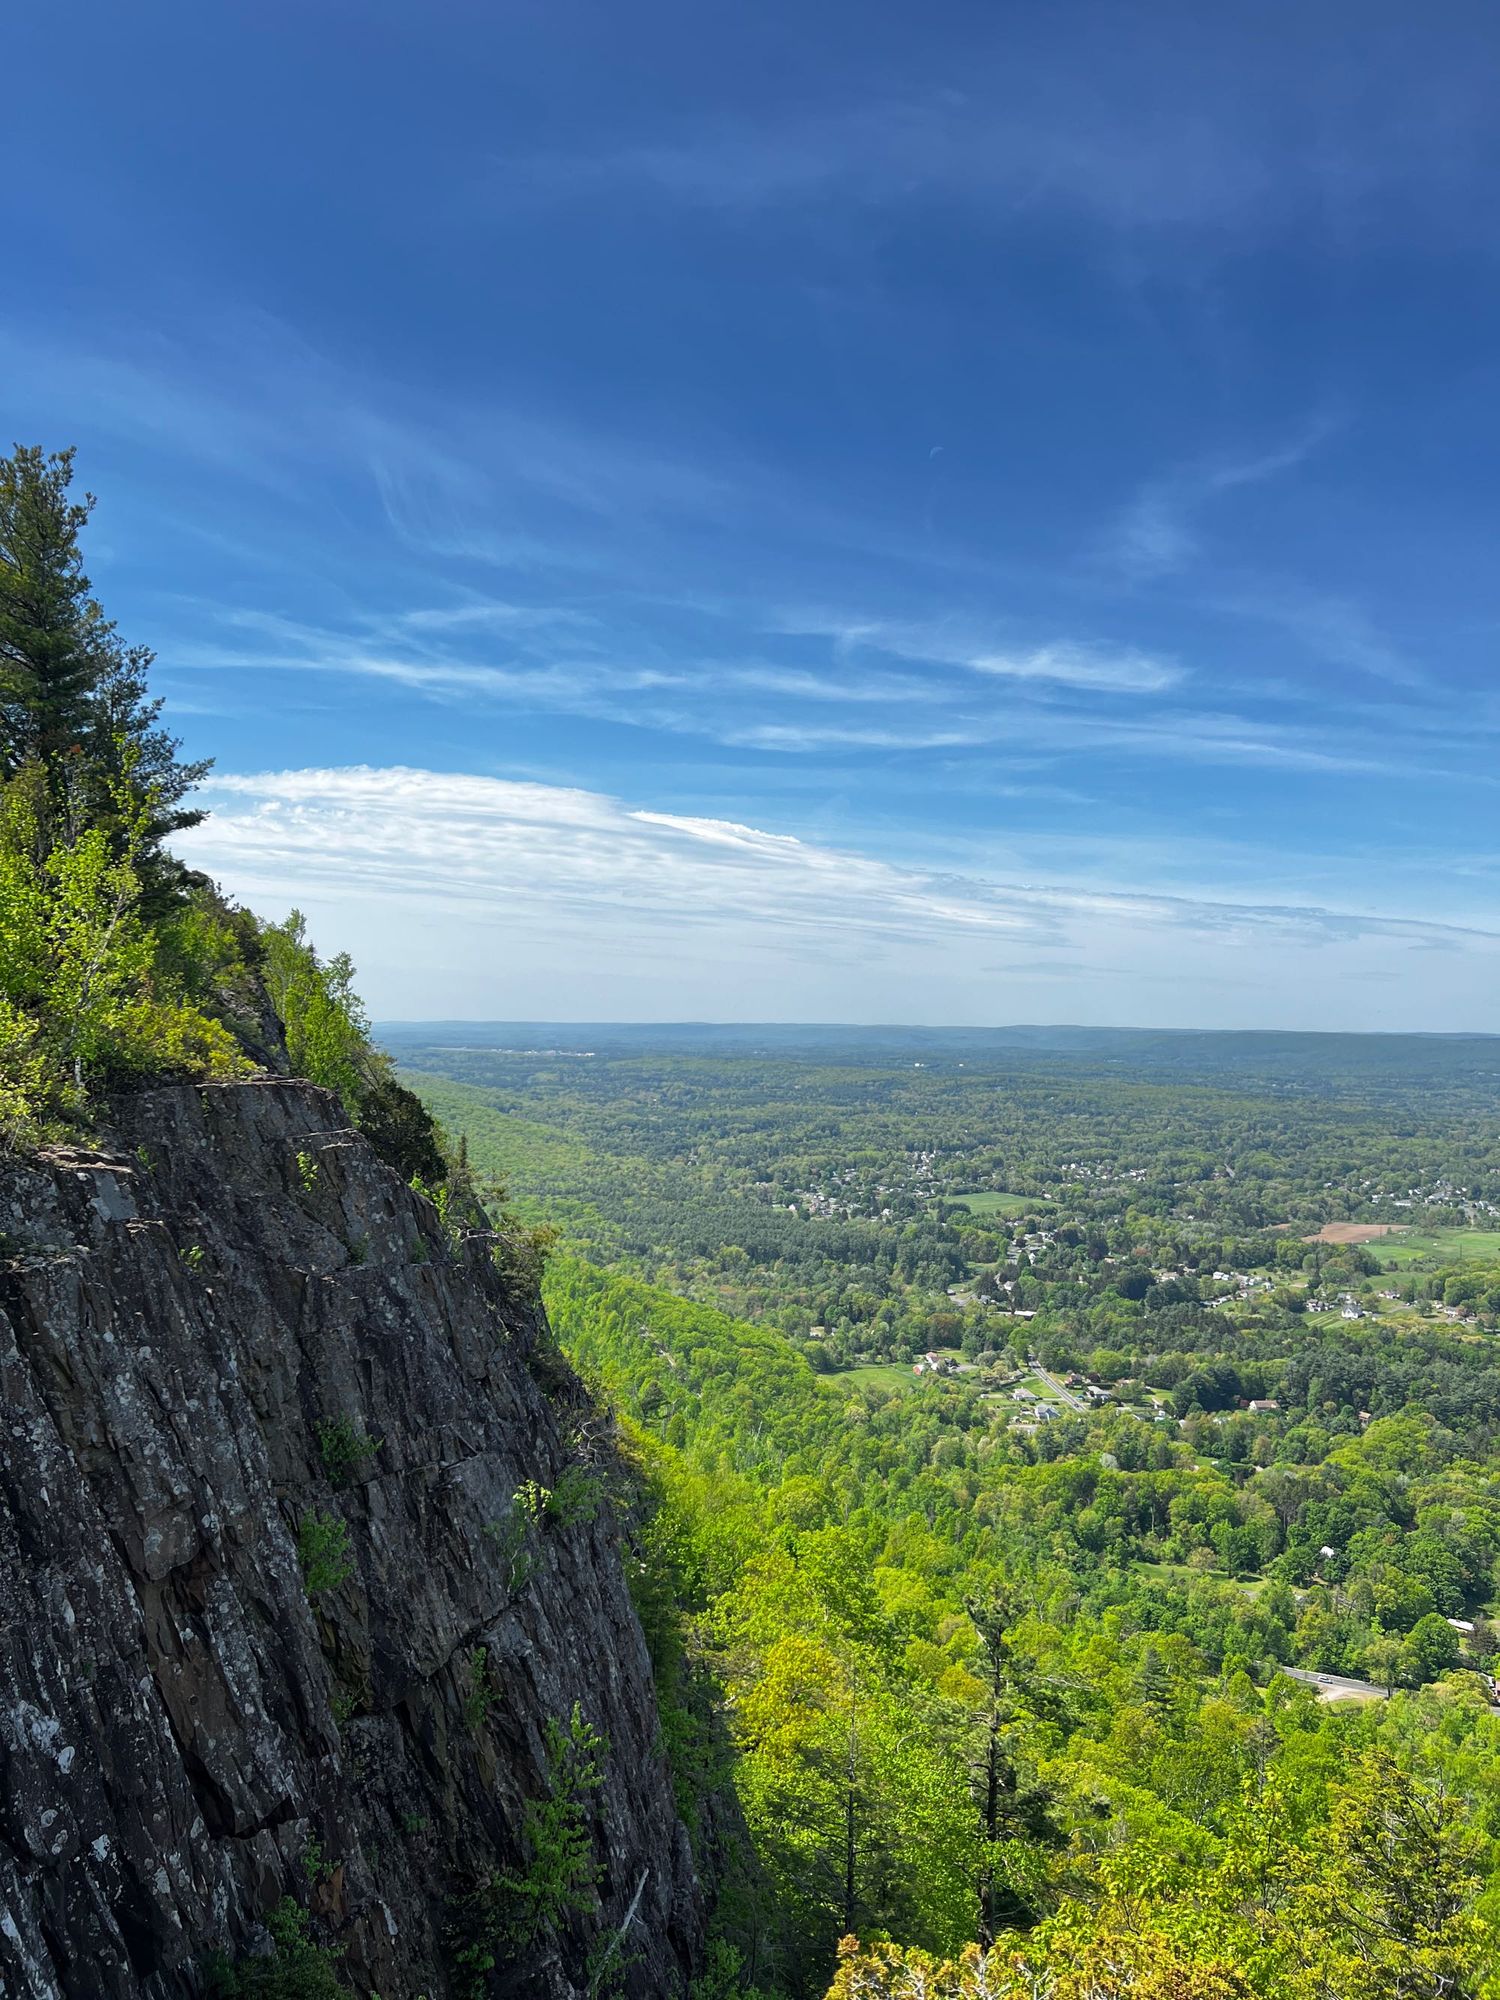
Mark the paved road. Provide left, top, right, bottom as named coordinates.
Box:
left=1279, top=1665, right=1389, bottom=1703
left=1031, top=1364, right=1088, bottom=1413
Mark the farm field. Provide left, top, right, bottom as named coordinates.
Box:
left=1306, top=1221, right=1407, bottom=1243
left=1376, top=1227, right=1500, bottom=1267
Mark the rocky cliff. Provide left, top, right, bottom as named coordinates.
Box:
left=0, top=1078, right=703, bottom=1998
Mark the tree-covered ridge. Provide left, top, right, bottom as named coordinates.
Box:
left=380, top=1019, right=1500, bottom=1103
left=541, top=1256, right=1500, bottom=1998
left=548, top=1255, right=1500, bottom=1676
left=0, top=447, right=641, bottom=1995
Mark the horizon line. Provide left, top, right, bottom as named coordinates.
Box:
left=374, top=1019, right=1500, bottom=1041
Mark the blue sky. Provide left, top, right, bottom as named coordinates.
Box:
left=5, top=0, right=1499, bottom=1027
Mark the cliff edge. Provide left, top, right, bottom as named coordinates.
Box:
left=0, top=1077, right=703, bottom=1998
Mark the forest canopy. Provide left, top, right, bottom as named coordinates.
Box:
left=421, top=1043, right=1500, bottom=1999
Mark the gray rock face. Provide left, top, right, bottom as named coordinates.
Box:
left=0, top=1080, right=703, bottom=1998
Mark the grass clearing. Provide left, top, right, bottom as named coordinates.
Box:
left=1134, top=1559, right=1264, bottom=1596
left=951, top=1191, right=1050, bottom=1217
left=1375, top=1227, right=1500, bottom=1268
left=1136, top=1559, right=1225, bottom=1586
left=824, top=1362, right=922, bottom=1394
left=826, top=1345, right=971, bottom=1395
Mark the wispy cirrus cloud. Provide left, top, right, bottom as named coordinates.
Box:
left=718, top=706, right=1410, bottom=773
left=772, top=612, right=1184, bottom=694
left=17, top=309, right=1465, bottom=794
left=487, top=12, right=1500, bottom=247
left=176, top=765, right=1500, bottom=1026
left=168, top=599, right=1482, bottom=780
left=936, top=639, right=1180, bottom=696
left=188, top=764, right=1498, bottom=947
left=1200, top=582, right=1424, bottom=690
left=1108, top=424, right=1334, bottom=580
left=0, top=313, right=742, bottom=569
left=494, top=66, right=1487, bottom=238
left=185, top=765, right=1041, bottom=948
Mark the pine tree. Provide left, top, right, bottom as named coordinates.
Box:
left=1136, top=1643, right=1176, bottom=1714
left=964, top=1590, right=1064, bottom=1943
left=88, top=641, right=209, bottom=857
left=0, top=443, right=208, bottom=879
left=0, top=446, right=101, bottom=795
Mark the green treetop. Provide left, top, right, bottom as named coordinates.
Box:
left=0, top=443, right=208, bottom=877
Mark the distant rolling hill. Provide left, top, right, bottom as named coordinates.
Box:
left=376, top=1020, right=1500, bottom=1102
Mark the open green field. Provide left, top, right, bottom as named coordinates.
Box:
left=826, top=1345, right=970, bottom=1395
left=822, top=1362, right=922, bottom=1394
left=1136, top=1559, right=1229, bottom=1586
left=1135, top=1559, right=1265, bottom=1597
left=951, top=1190, right=1049, bottom=1217
left=1376, top=1227, right=1500, bottom=1267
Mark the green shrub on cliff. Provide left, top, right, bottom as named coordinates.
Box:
left=447, top=1705, right=608, bottom=1992
left=0, top=442, right=456, bottom=1181
left=207, top=1898, right=352, bottom=2000
left=296, top=1510, right=354, bottom=1600
left=0, top=761, right=250, bottom=1143
left=257, top=908, right=449, bottom=1184
left=0, top=443, right=251, bottom=1143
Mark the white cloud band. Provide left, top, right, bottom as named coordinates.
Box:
left=176, top=766, right=1500, bottom=1028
